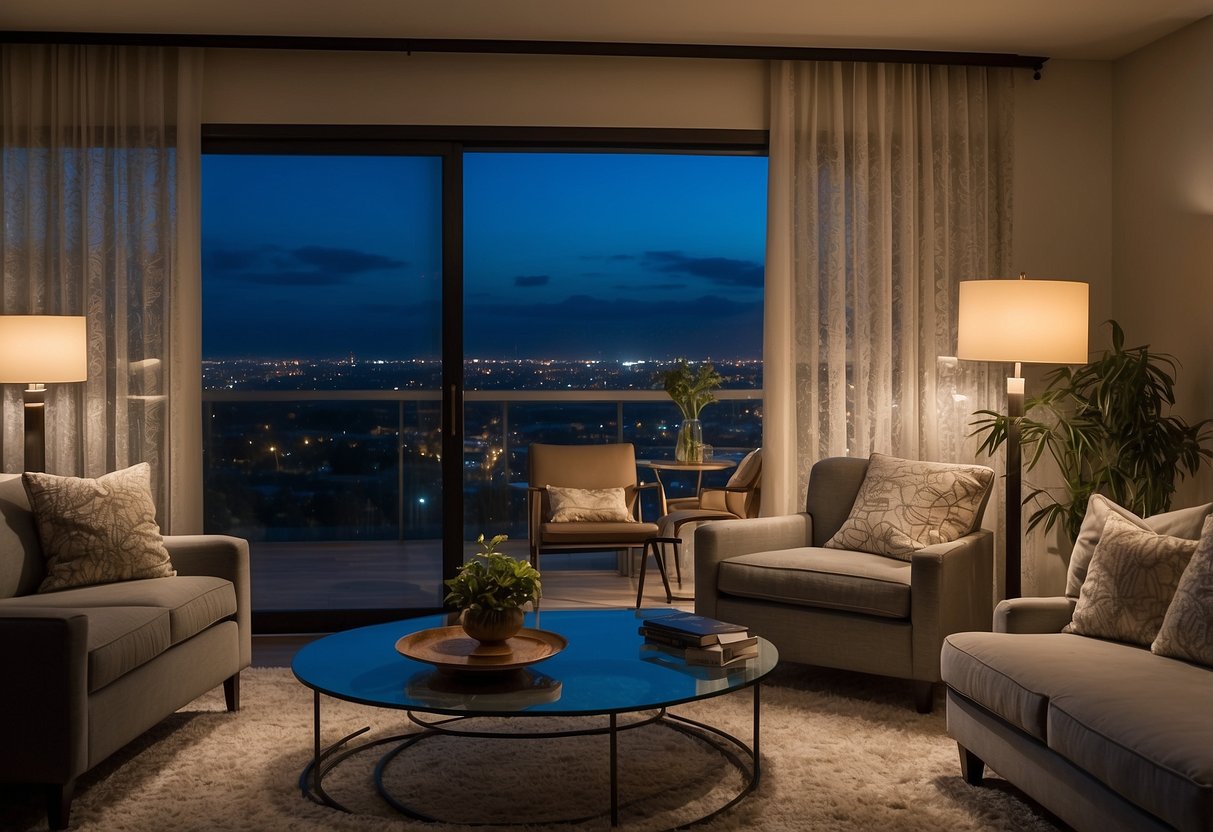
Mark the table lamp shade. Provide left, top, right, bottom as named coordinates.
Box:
left=957, top=280, right=1089, bottom=365
left=0, top=316, right=88, bottom=383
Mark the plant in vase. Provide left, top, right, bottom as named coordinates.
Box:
left=660, top=358, right=723, bottom=463
left=971, top=320, right=1212, bottom=542
left=444, top=534, right=542, bottom=644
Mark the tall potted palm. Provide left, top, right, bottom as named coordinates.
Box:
left=971, top=320, right=1212, bottom=541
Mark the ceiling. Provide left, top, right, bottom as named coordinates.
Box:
left=2, top=0, right=1211, bottom=61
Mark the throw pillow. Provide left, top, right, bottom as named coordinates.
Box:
left=1065, top=495, right=1213, bottom=599
left=1151, top=515, right=1213, bottom=667
left=823, top=452, right=994, bottom=561
left=23, top=463, right=175, bottom=593
left=1063, top=511, right=1197, bottom=647
left=546, top=485, right=633, bottom=523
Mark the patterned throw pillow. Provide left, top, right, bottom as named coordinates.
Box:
left=1065, top=494, right=1213, bottom=600
left=23, top=463, right=175, bottom=593
left=546, top=486, right=633, bottom=523
left=823, top=453, right=994, bottom=561
left=1151, top=515, right=1213, bottom=667
left=1064, top=511, right=1197, bottom=647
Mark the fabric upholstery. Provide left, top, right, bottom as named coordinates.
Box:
left=538, top=520, right=659, bottom=544
left=1066, top=494, right=1213, bottom=599
left=546, top=485, right=632, bottom=523
left=79, top=606, right=171, bottom=692
left=1064, top=512, right=1197, bottom=646
left=824, top=453, right=993, bottom=560
left=718, top=547, right=911, bottom=618
left=0, top=473, right=44, bottom=598
left=1153, top=515, right=1213, bottom=667
left=23, top=463, right=175, bottom=593
left=0, top=576, right=237, bottom=646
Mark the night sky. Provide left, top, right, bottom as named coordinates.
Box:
left=202, top=152, right=767, bottom=361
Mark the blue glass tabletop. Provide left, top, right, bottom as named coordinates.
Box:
left=292, top=608, right=779, bottom=717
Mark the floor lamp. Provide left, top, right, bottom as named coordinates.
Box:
left=0, top=315, right=89, bottom=473
left=957, top=276, right=1088, bottom=599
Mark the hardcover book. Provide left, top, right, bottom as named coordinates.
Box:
left=640, top=611, right=749, bottom=645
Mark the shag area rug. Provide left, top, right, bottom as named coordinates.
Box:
left=2, top=666, right=1061, bottom=832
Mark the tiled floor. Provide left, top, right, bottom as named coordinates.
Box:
left=252, top=565, right=695, bottom=667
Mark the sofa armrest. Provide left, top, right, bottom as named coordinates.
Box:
left=993, top=596, right=1075, bottom=634
left=693, top=513, right=814, bottom=618
left=0, top=610, right=89, bottom=783
left=164, top=535, right=252, bottom=669
left=909, top=529, right=994, bottom=682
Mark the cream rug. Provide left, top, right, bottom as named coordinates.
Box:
left=2, top=666, right=1061, bottom=832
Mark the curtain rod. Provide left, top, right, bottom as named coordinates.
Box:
left=0, top=30, right=1048, bottom=75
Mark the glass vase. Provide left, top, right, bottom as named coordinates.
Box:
left=675, top=418, right=704, bottom=463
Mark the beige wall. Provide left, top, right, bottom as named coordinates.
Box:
left=1113, top=16, right=1213, bottom=507
left=202, top=49, right=768, bottom=128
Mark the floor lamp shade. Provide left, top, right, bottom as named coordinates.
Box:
left=0, top=315, right=88, bottom=473
left=956, top=277, right=1089, bottom=600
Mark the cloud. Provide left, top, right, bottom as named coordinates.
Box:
left=204, top=243, right=408, bottom=287
left=514, top=275, right=551, bottom=287
left=642, top=250, right=764, bottom=288
left=615, top=282, right=687, bottom=291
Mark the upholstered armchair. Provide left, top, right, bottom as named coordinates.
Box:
left=695, top=453, right=994, bottom=712
left=527, top=443, right=660, bottom=573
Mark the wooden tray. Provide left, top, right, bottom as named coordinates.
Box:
left=395, top=626, right=568, bottom=672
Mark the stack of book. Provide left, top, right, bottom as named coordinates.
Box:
left=639, top=611, right=759, bottom=667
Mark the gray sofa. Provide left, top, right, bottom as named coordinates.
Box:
left=942, top=501, right=1213, bottom=832
left=0, top=473, right=251, bottom=830
left=696, top=455, right=994, bottom=712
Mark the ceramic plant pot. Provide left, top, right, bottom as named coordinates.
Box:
left=461, top=607, right=524, bottom=643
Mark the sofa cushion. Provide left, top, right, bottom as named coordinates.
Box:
left=1066, top=495, right=1213, bottom=600
left=77, top=605, right=171, bottom=692
left=23, top=463, right=176, bottom=593
left=1153, top=515, right=1213, bottom=667
left=1063, top=511, right=1197, bottom=646
left=824, top=453, right=993, bottom=561
left=1046, top=657, right=1213, bottom=831
left=0, top=473, right=43, bottom=598
left=1, top=576, right=236, bottom=645
left=718, top=548, right=912, bottom=618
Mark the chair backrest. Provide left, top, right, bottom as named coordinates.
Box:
left=529, top=443, right=641, bottom=519
left=804, top=457, right=871, bottom=547
left=722, top=447, right=763, bottom=517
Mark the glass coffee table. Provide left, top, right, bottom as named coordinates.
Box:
left=292, top=608, right=778, bottom=828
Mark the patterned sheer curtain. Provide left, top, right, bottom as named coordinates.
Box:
left=0, top=44, right=202, bottom=531
left=764, top=60, right=1013, bottom=523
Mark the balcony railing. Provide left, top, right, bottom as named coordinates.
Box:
left=202, top=388, right=763, bottom=544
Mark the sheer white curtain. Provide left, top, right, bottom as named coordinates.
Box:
left=0, top=44, right=202, bottom=531
left=764, top=60, right=1012, bottom=519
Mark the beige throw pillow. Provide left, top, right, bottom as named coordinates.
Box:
left=824, top=453, right=993, bottom=561
left=23, top=463, right=175, bottom=593
left=1066, top=494, right=1213, bottom=600
left=1064, top=511, right=1197, bottom=647
left=546, top=486, right=633, bottom=523
left=1151, top=515, right=1213, bottom=667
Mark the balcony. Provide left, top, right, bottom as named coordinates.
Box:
left=202, top=388, right=762, bottom=614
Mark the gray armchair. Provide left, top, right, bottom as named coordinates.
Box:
left=695, top=455, right=994, bottom=712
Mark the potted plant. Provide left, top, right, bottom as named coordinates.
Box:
left=444, top=534, right=543, bottom=643
left=971, top=320, right=1212, bottom=541
left=659, top=358, right=724, bottom=463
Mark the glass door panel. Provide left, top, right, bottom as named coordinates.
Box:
left=201, top=153, right=445, bottom=618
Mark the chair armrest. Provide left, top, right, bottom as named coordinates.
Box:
left=908, top=530, right=994, bottom=682
left=634, top=481, right=662, bottom=522
left=994, top=596, right=1075, bottom=634
left=0, top=610, right=89, bottom=782
left=164, top=535, right=251, bottom=669
left=693, top=513, right=814, bottom=618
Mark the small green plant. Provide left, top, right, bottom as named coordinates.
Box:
left=971, top=320, right=1212, bottom=541
left=659, top=358, right=723, bottom=421
left=444, top=534, right=542, bottom=611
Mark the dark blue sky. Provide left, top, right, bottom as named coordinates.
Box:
left=202, top=152, right=767, bottom=361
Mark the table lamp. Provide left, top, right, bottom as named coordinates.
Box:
left=0, top=315, right=89, bottom=473
left=957, top=275, right=1088, bottom=598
